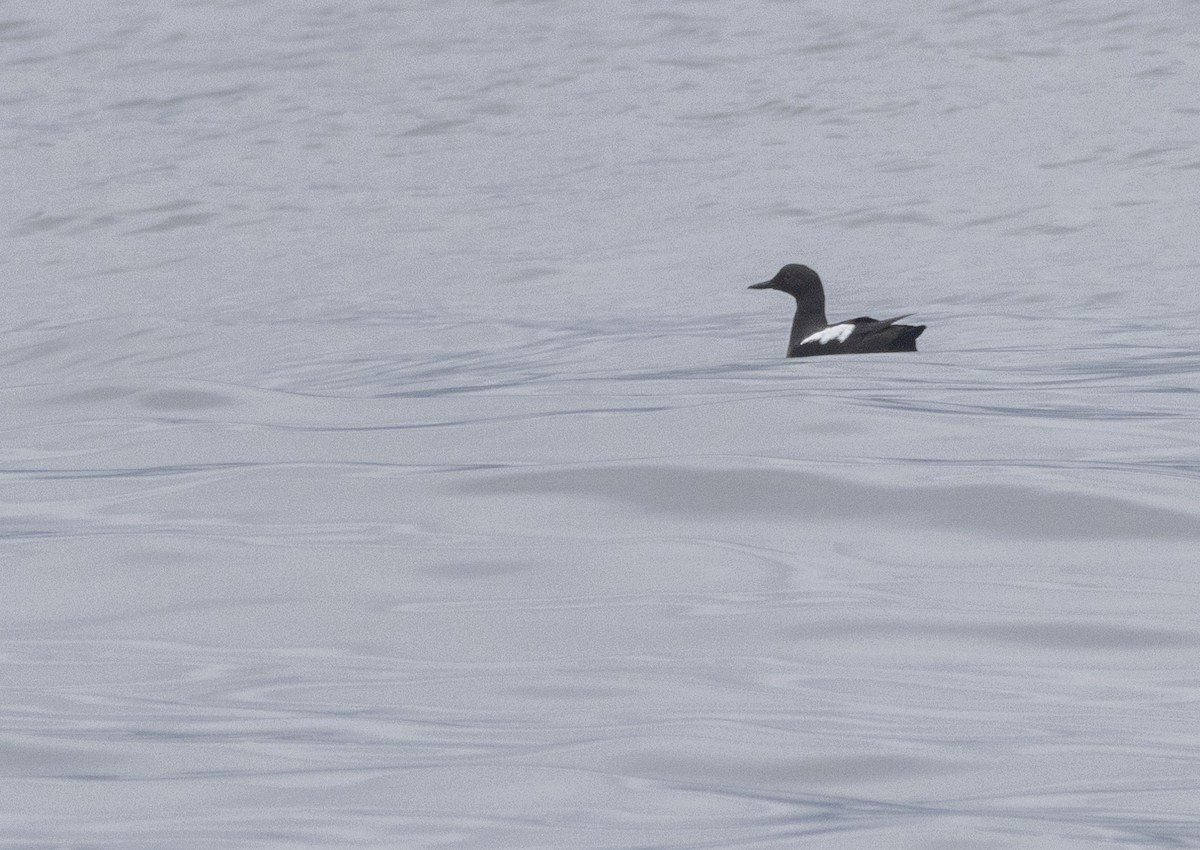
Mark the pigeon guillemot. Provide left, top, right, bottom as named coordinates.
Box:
left=748, top=264, right=925, bottom=357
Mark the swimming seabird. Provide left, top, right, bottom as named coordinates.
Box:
left=749, top=264, right=925, bottom=357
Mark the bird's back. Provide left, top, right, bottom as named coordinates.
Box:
left=788, top=316, right=925, bottom=358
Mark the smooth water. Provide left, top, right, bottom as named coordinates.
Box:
left=4, top=1, right=1200, bottom=847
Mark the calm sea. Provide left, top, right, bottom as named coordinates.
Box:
left=4, top=1, right=1200, bottom=846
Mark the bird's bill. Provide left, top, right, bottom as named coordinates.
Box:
left=747, top=280, right=774, bottom=289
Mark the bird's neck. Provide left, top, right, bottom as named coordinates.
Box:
left=787, top=304, right=829, bottom=351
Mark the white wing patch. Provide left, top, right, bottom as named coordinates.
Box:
left=800, top=323, right=855, bottom=345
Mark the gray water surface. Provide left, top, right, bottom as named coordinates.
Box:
left=4, top=1, right=1200, bottom=847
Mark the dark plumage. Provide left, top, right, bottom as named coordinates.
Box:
left=748, top=264, right=925, bottom=357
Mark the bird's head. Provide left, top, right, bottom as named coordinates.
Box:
left=748, top=264, right=824, bottom=300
